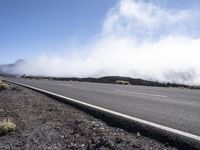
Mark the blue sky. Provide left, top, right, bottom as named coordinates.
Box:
left=0, top=0, right=116, bottom=63
left=1, top=0, right=200, bottom=64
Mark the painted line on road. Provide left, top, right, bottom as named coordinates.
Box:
left=116, top=89, right=168, bottom=98
left=7, top=80, right=200, bottom=143
left=58, top=83, right=73, bottom=87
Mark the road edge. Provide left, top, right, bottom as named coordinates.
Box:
left=6, top=80, right=200, bottom=150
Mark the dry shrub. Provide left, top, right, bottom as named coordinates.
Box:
left=0, top=118, right=16, bottom=135
left=116, top=80, right=130, bottom=85
left=0, top=83, right=9, bottom=90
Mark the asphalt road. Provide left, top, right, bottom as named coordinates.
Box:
left=8, top=78, right=200, bottom=136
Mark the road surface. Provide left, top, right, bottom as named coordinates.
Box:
left=8, top=78, right=200, bottom=136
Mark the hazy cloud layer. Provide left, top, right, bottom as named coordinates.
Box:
left=5, top=0, right=200, bottom=85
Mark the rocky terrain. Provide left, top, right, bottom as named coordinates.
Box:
left=0, top=82, right=177, bottom=150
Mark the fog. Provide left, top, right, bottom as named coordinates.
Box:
left=4, top=0, right=200, bottom=85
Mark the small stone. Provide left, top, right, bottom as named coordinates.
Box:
left=100, top=127, right=104, bottom=130
left=132, top=143, right=140, bottom=148
left=115, top=137, right=123, bottom=144
left=136, top=132, right=141, bottom=138
left=69, top=143, right=76, bottom=148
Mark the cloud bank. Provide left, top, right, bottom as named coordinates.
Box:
left=4, top=0, right=200, bottom=85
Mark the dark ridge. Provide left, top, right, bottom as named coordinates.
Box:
left=19, top=75, right=200, bottom=89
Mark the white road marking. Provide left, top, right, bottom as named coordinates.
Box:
left=7, top=80, right=200, bottom=142
left=116, top=90, right=168, bottom=98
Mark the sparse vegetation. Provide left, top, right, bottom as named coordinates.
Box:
left=115, top=80, right=130, bottom=85
left=0, top=118, right=16, bottom=135
left=0, top=82, right=9, bottom=90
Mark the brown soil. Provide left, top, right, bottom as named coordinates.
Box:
left=0, top=83, right=177, bottom=150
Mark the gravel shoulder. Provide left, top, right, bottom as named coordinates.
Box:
left=0, top=83, right=177, bottom=150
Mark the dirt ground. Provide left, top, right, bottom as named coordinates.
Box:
left=0, top=83, right=177, bottom=150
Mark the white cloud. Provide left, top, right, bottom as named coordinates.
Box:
left=9, top=0, right=200, bottom=85
left=103, top=0, right=191, bottom=36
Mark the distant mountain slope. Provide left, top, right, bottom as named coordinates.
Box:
left=0, top=59, right=25, bottom=77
